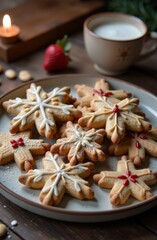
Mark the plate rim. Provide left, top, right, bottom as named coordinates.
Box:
left=1, top=180, right=157, bottom=216
left=0, top=73, right=157, bottom=101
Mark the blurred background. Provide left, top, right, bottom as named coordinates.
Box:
left=0, top=0, right=157, bottom=32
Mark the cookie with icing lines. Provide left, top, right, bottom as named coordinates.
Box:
left=2, top=83, right=81, bottom=139
left=93, top=156, right=157, bottom=205
left=19, top=151, right=95, bottom=206
left=0, top=131, right=50, bottom=171
left=74, top=78, right=131, bottom=107
left=51, top=121, right=106, bottom=165
left=108, top=128, right=157, bottom=166
left=78, top=96, right=151, bottom=143
left=55, top=106, right=93, bottom=139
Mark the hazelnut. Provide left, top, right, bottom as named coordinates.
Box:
left=19, top=70, right=32, bottom=82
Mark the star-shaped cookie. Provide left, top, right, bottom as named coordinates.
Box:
left=0, top=131, right=50, bottom=171
left=78, top=96, right=151, bottom=143
left=19, top=151, right=95, bottom=206
left=74, top=78, right=131, bottom=107
left=108, top=128, right=157, bottom=166
left=3, top=83, right=81, bottom=139
left=93, top=156, right=157, bottom=205
left=51, top=121, right=106, bottom=165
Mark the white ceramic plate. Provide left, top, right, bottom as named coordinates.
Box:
left=0, top=74, right=157, bottom=222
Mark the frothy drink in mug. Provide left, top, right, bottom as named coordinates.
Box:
left=84, top=13, right=156, bottom=75
left=93, top=22, right=142, bottom=40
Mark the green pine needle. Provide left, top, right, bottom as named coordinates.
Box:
left=106, top=0, right=157, bottom=32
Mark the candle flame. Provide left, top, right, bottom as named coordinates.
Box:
left=3, top=14, right=11, bottom=29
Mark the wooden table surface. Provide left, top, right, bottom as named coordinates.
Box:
left=0, top=1, right=157, bottom=240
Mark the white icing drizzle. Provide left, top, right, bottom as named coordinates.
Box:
left=9, top=84, right=74, bottom=130
left=33, top=169, right=46, bottom=182
left=71, top=124, right=95, bottom=146
left=61, top=124, right=99, bottom=161
left=32, top=153, right=88, bottom=196
left=10, top=97, right=24, bottom=107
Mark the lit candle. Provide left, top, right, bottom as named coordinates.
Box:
left=0, top=14, right=20, bottom=44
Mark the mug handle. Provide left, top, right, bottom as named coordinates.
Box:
left=137, top=31, right=157, bottom=61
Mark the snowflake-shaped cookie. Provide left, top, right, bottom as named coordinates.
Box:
left=19, top=151, right=95, bottom=206
left=51, top=121, right=106, bottom=165
left=0, top=131, right=50, bottom=171
left=74, top=78, right=131, bottom=107
left=3, top=83, right=81, bottom=139
left=93, top=156, right=157, bottom=205
left=78, top=96, right=151, bottom=143
left=108, top=128, right=157, bottom=166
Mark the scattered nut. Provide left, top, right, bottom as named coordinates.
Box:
left=19, top=70, right=32, bottom=82
left=0, top=64, right=4, bottom=74
left=0, top=223, right=7, bottom=238
left=5, top=69, right=17, bottom=79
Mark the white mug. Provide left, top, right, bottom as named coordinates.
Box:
left=84, top=12, right=157, bottom=76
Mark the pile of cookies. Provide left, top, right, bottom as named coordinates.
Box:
left=1, top=79, right=157, bottom=207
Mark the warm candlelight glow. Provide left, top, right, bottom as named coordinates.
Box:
left=0, top=14, right=20, bottom=44
left=3, top=14, right=11, bottom=30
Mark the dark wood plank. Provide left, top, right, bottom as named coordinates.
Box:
left=0, top=0, right=105, bottom=62
left=0, top=41, right=98, bottom=96
left=0, top=194, right=157, bottom=240
left=0, top=201, right=22, bottom=240
left=137, top=207, right=157, bottom=235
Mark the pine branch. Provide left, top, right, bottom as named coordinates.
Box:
left=106, top=0, right=157, bottom=32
